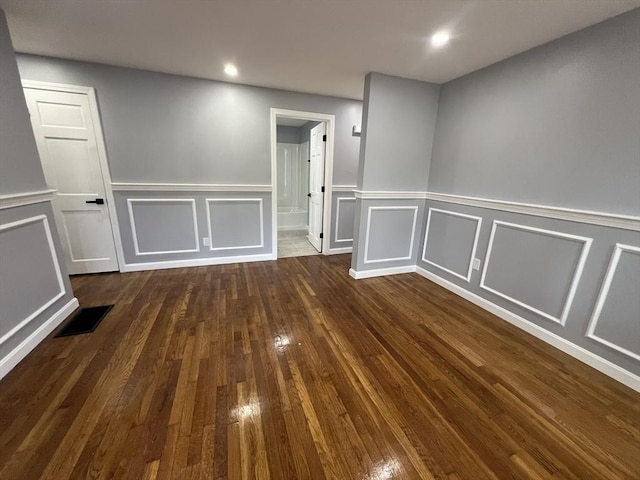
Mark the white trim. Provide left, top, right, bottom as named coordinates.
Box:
left=355, top=190, right=427, bottom=200
left=349, top=265, right=416, bottom=280
left=0, top=189, right=57, bottom=210
left=112, top=183, right=272, bottom=192
left=332, top=185, right=357, bottom=192
left=0, top=297, right=79, bottom=381
left=121, top=254, right=272, bottom=273
left=415, top=267, right=640, bottom=393
left=205, top=198, right=264, bottom=251
left=479, top=221, right=592, bottom=326
left=327, top=247, right=353, bottom=255
left=270, top=109, right=336, bottom=260
left=21, top=79, right=126, bottom=272
left=335, top=197, right=356, bottom=243
left=351, top=191, right=640, bottom=230
left=586, top=243, right=640, bottom=362
left=127, top=198, right=200, bottom=256
left=363, top=206, right=418, bottom=264
left=0, top=215, right=66, bottom=346
left=425, top=191, right=640, bottom=232
left=422, top=208, right=482, bottom=282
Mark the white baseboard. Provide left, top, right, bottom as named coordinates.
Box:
left=327, top=247, right=352, bottom=255
left=121, top=254, right=274, bottom=272
left=349, top=265, right=416, bottom=280
left=415, top=266, right=640, bottom=393
left=0, top=297, right=79, bottom=380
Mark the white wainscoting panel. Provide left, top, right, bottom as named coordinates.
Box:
left=586, top=243, right=640, bottom=362
left=479, top=221, right=592, bottom=325
left=422, top=208, right=482, bottom=282
left=364, top=206, right=418, bottom=264
left=335, top=197, right=356, bottom=243
left=127, top=199, right=199, bottom=256
left=206, top=198, right=264, bottom=251
left=0, top=215, right=66, bottom=346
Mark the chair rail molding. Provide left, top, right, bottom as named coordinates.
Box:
left=0, top=189, right=56, bottom=210
left=425, top=192, right=640, bottom=231
left=112, top=183, right=272, bottom=192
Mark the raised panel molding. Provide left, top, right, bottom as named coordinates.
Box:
left=0, top=215, right=66, bottom=346
left=364, top=206, right=418, bottom=264
left=335, top=197, right=356, bottom=243
left=586, top=243, right=640, bottom=362
left=479, top=221, right=592, bottom=326
left=422, top=208, right=482, bottom=282
left=127, top=198, right=199, bottom=256
left=206, top=198, right=264, bottom=251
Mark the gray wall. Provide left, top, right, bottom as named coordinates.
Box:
left=350, top=11, right=640, bottom=382
left=114, top=190, right=272, bottom=265
left=16, top=54, right=363, bottom=186
left=0, top=11, right=47, bottom=195
left=0, top=9, right=75, bottom=378
left=352, top=73, right=440, bottom=272
left=428, top=9, right=640, bottom=216
left=357, top=73, right=440, bottom=191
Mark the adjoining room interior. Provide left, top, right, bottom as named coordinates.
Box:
left=275, top=116, right=323, bottom=258
left=0, top=1, right=639, bottom=479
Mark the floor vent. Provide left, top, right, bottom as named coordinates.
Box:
left=55, top=305, right=114, bottom=337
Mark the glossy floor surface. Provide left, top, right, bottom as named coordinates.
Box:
left=277, top=229, right=319, bottom=258
left=0, top=255, right=639, bottom=479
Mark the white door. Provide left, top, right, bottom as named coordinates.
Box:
left=308, top=123, right=325, bottom=252
left=23, top=87, right=119, bottom=274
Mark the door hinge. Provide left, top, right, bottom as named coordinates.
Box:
left=321, top=186, right=325, bottom=193
left=322, top=134, right=327, bottom=142
left=319, top=233, right=324, bottom=239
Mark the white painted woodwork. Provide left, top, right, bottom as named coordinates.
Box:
left=308, top=123, right=325, bottom=252
left=24, top=87, right=119, bottom=274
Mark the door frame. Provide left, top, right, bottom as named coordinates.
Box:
left=21, top=79, right=125, bottom=272
left=270, top=108, right=335, bottom=259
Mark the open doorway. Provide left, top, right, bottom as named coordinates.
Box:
left=270, top=109, right=335, bottom=259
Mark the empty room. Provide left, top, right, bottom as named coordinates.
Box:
left=0, top=1, right=639, bottom=479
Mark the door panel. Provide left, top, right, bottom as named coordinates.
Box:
left=308, top=123, right=325, bottom=252
left=24, top=87, right=119, bottom=274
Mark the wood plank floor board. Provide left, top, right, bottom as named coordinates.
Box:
left=0, top=254, right=638, bottom=479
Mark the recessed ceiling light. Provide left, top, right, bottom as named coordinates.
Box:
left=224, top=63, right=238, bottom=77
left=431, top=31, right=450, bottom=48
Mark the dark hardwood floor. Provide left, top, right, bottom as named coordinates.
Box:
left=1, top=254, right=639, bottom=479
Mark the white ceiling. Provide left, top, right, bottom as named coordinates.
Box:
left=1, top=1, right=638, bottom=100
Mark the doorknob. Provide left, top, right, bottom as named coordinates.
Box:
left=307, top=193, right=311, bottom=197
left=86, top=198, right=105, bottom=205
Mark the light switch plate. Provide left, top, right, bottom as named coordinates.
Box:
left=203, top=237, right=210, bottom=247
left=472, top=258, right=481, bottom=271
